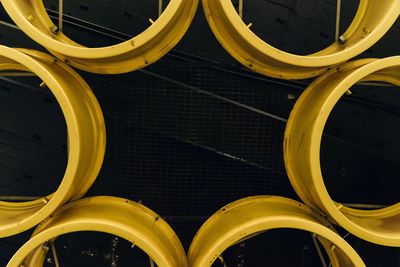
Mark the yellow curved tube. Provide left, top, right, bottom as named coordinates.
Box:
left=202, top=0, right=400, bottom=79
left=188, top=196, right=365, bottom=267
left=0, top=46, right=106, bottom=237
left=7, top=196, right=187, bottom=267
left=0, top=0, right=198, bottom=74
left=284, top=57, right=400, bottom=246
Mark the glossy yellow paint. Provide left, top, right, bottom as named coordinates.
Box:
left=7, top=196, right=187, bottom=267
left=202, top=0, right=400, bottom=79
left=0, top=46, right=106, bottom=238
left=284, top=57, right=400, bottom=247
left=188, top=196, right=365, bottom=267
left=0, top=0, right=198, bottom=74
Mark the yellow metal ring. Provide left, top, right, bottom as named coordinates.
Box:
left=7, top=196, right=187, bottom=267
left=202, top=0, right=400, bottom=79
left=188, top=196, right=365, bottom=267
left=0, top=0, right=198, bottom=74
left=284, top=57, right=400, bottom=246
left=0, top=46, right=106, bottom=237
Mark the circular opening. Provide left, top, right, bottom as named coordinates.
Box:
left=42, top=0, right=171, bottom=47
left=35, top=232, right=156, bottom=267
left=211, top=229, right=329, bottom=267
left=0, top=230, right=33, bottom=266
left=230, top=0, right=358, bottom=55
left=321, top=82, right=400, bottom=207
left=0, top=74, right=67, bottom=199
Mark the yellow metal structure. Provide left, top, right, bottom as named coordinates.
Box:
left=188, top=196, right=365, bottom=267
left=0, top=0, right=198, bottom=74
left=284, top=57, right=400, bottom=247
left=0, top=46, right=106, bottom=237
left=7, top=196, right=187, bottom=267
left=202, top=0, right=400, bottom=79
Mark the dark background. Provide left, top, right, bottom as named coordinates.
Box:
left=0, top=0, right=399, bottom=266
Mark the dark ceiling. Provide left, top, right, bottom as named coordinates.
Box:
left=0, top=0, right=399, bottom=266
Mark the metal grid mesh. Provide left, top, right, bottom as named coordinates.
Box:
left=86, top=57, right=299, bottom=217
left=0, top=1, right=399, bottom=265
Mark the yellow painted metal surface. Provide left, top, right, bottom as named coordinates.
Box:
left=202, top=0, right=400, bottom=79
left=0, top=0, right=398, bottom=263
left=0, top=0, right=198, bottom=74
left=188, top=196, right=365, bottom=267
left=284, top=57, right=400, bottom=247
left=7, top=196, right=187, bottom=267
left=0, top=46, right=106, bottom=238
